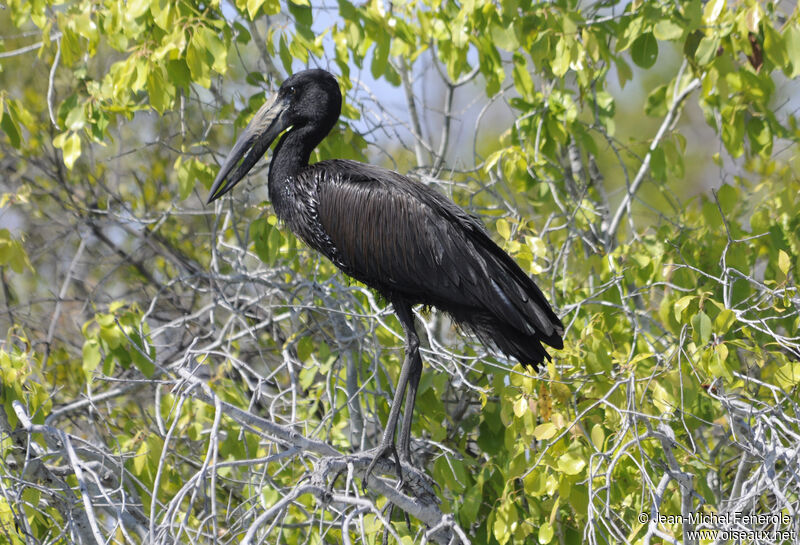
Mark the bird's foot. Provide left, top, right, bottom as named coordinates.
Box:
left=362, top=442, right=403, bottom=491
left=398, top=447, right=412, bottom=469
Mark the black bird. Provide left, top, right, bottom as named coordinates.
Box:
left=207, top=69, right=563, bottom=482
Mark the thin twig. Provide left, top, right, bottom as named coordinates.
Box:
left=604, top=74, right=701, bottom=247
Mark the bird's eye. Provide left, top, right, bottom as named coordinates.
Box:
left=289, top=86, right=297, bottom=95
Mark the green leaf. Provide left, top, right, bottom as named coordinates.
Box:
left=721, top=104, right=744, bottom=157
left=131, top=341, right=155, bottom=378
left=692, top=311, right=712, bottom=345
left=527, top=236, right=546, bottom=258
left=746, top=117, right=772, bottom=157
left=631, top=32, right=658, bottom=68
left=0, top=229, right=32, bottom=273
left=279, top=34, right=293, bottom=73
left=662, top=137, right=685, bottom=178
left=166, top=59, right=192, bottom=89
left=512, top=55, right=534, bottom=99
left=653, top=20, right=684, bottom=41
left=186, top=36, right=211, bottom=88
left=763, top=23, right=788, bottom=69
left=617, top=16, right=643, bottom=52
left=645, top=84, right=667, bottom=117
left=557, top=451, right=586, bottom=475
left=198, top=26, right=227, bottom=74
left=695, top=36, right=719, bottom=65
left=496, top=218, right=511, bottom=240
left=491, top=23, right=518, bottom=51
left=65, top=102, right=86, bottom=131
left=127, top=0, right=150, bottom=19
left=53, top=132, right=82, bottom=169
left=775, top=362, right=800, bottom=389
left=703, top=0, right=725, bottom=24
left=371, top=33, right=389, bottom=79
left=512, top=396, right=527, bottom=417
left=131, top=59, right=148, bottom=92
left=233, top=22, right=252, bottom=44
left=538, top=522, right=554, bottom=544
left=716, top=183, right=738, bottom=214
left=296, top=336, right=312, bottom=361
left=133, top=438, right=150, bottom=475
left=783, top=23, right=800, bottom=78
left=778, top=250, right=791, bottom=276
left=708, top=342, right=733, bottom=380
left=1, top=99, right=21, bottom=149
left=83, top=339, right=101, bottom=373
left=147, top=64, right=171, bottom=113
left=461, top=483, right=482, bottom=523
left=247, top=0, right=266, bottom=19
left=590, top=424, right=604, bottom=449
left=714, top=309, right=735, bottom=334
left=651, top=146, right=666, bottom=182
left=251, top=217, right=272, bottom=263
left=552, top=36, right=571, bottom=77
left=299, top=365, right=316, bottom=389
left=150, top=0, right=172, bottom=30
left=653, top=381, right=675, bottom=414
left=175, top=157, right=192, bottom=201
left=744, top=4, right=762, bottom=33
left=492, top=502, right=517, bottom=545
left=615, top=55, right=632, bottom=88
left=268, top=223, right=283, bottom=261
left=288, top=0, right=312, bottom=25
left=673, top=295, right=695, bottom=322
left=99, top=322, right=124, bottom=349
left=534, top=422, right=557, bottom=440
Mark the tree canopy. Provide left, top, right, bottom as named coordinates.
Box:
left=1, top=0, right=799, bottom=544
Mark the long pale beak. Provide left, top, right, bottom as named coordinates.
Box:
left=207, top=93, right=290, bottom=203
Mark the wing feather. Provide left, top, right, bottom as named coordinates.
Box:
left=310, top=159, right=563, bottom=363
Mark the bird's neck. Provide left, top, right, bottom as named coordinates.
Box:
left=268, top=124, right=325, bottom=204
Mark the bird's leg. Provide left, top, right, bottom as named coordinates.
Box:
left=362, top=358, right=408, bottom=487
left=397, top=335, right=422, bottom=463
left=363, top=302, right=419, bottom=488
left=393, top=301, right=423, bottom=465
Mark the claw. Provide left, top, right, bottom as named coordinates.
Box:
left=326, top=466, right=345, bottom=494
left=362, top=442, right=403, bottom=491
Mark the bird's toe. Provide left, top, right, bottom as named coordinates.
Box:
left=362, top=442, right=403, bottom=491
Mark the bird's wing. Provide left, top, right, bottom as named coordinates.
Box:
left=312, top=159, right=562, bottom=342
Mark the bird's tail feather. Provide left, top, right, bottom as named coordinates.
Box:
left=449, top=310, right=560, bottom=370
left=457, top=222, right=564, bottom=347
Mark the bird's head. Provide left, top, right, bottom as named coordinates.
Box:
left=207, top=69, right=342, bottom=203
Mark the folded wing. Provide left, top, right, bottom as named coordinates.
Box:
left=313, top=159, right=563, bottom=368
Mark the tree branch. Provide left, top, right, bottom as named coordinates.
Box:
left=604, top=75, right=700, bottom=248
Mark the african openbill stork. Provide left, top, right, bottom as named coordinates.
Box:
left=207, top=69, right=563, bottom=483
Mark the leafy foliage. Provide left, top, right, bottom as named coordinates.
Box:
left=1, top=0, right=799, bottom=544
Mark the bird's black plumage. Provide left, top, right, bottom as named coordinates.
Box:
left=208, top=69, right=563, bottom=482
left=309, top=159, right=563, bottom=365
